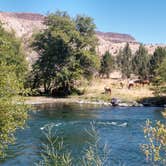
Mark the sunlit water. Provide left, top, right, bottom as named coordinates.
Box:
left=1, top=103, right=165, bottom=166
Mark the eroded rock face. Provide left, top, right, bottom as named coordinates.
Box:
left=96, top=31, right=165, bottom=57
left=96, top=31, right=136, bottom=43
left=0, top=12, right=165, bottom=63
left=0, top=12, right=45, bottom=64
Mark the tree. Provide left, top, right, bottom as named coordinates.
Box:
left=149, top=47, right=166, bottom=77
left=100, top=51, right=114, bottom=78
left=153, top=57, right=166, bottom=95
left=0, top=24, right=27, bottom=80
left=117, top=43, right=132, bottom=78
left=31, top=11, right=100, bottom=96
left=0, top=24, right=28, bottom=157
left=132, top=44, right=149, bottom=79
left=141, top=120, right=166, bottom=165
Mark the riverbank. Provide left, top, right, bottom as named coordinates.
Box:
left=25, top=78, right=166, bottom=107
left=25, top=96, right=143, bottom=107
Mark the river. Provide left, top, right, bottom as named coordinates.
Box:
left=1, top=103, right=165, bottom=166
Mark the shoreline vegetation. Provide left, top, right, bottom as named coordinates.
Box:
left=25, top=78, right=166, bottom=107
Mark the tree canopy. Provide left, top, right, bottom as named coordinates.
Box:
left=30, top=11, right=100, bottom=96
left=153, top=57, right=166, bottom=95
left=0, top=24, right=28, bottom=157
left=100, top=51, right=115, bottom=78
left=149, top=47, right=166, bottom=76
left=117, top=43, right=132, bottom=78
left=132, top=44, right=149, bottom=79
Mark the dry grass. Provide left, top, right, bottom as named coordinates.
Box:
left=76, top=78, right=154, bottom=102
left=25, top=78, right=155, bottom=104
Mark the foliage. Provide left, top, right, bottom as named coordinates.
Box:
left=37, top=122, right=110, bottom=166
left=100, top=51, right=115, bottom=78
left=36, top=124, right=72, bottom=166
left=141, top=120, right=166, bottom=165
left=81, top=122, right=110, bottom=166
left=0, top=24, right=28, bottom=157
left=0, top=24, right=27, bottom=80
left=30, top=11, right=100, bottom=96
left=132, top=44, right=149, bottom=79
left=149, top=47, right=166, bottom=77
left=153, top=58, right=166, bottom=95
left=117, top=43, right=132, bottom=78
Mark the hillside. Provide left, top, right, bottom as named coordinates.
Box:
left=0, top=12, right=165, bottom=62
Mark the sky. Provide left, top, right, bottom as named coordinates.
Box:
left=0, top=0, right=165, bottom=44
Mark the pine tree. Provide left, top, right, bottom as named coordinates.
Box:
left=132, top=44, right=149, bottom=79
left=149, top=47, right=166, bottom=76
left=117, top=43, right=132, bottom=78
left=100, top=51, right=114, bottom=78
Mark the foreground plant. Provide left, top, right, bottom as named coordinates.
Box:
left=0, top=24, right=28, bottom=157
left=81, top=122, right=110, bottom=166
left=36, top=124, right=73, bottom=166
left=37, top=122, right=110, bottom=166
left=141, top=119, right=166, bottom=165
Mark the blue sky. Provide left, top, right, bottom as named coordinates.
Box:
left=0, top=0, right=165, bottom=43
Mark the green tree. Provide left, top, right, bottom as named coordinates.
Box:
left=0, top=24, right=28, bottom=157
left=0, top=24, right=27, bottom=80
left=31, top=11, right=99, bottom=96
left=141, top=120, right=166, bottom=165
left=153, top=57, right=166, bottom=95
left=132, top=44, right=149, bottom=79
left=117, top=43, right=132, bottom=78
left=100, top=51, right=114, bottom=78
left=149, top=47, right=166, bottom=76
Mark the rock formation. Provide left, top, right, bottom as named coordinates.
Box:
left=0, top=12, right=165, bottom=63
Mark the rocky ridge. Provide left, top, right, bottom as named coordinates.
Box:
left=0, top=12, right=165, bottom=63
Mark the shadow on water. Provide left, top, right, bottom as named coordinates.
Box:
left=138, top=96, right=166, bottom=106
left=0, top=103, right=165, bottom=166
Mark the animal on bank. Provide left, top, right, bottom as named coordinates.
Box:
left=104, top=86, right=112, bottom=95
left=128, top=79, right=150, bottom=89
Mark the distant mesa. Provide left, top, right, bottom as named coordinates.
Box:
left=0, top=12, right=44, bottom=21
left=96, top=31, right=137, bottom=43
left=0, top=11, right=165, bottom=63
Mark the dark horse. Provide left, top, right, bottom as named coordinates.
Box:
left=104, top=87, right=111, bottom=95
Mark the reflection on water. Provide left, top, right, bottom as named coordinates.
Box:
left=1, top=103, right=165, bottom=166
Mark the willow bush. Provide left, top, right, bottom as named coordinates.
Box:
left=141, top=120, right=166, bottom=165
left=0, top=24, right=28, bottom=157
left=37, top=122, right=110, bottom=166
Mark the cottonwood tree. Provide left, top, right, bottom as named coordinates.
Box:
left=31, top=11, right=100, bottom=96
left=0, top=24, right=28, bottom=156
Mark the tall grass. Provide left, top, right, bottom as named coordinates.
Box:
left=36, top=122, right=111, bottom=166
left=141, top=120, right=166, bottom=165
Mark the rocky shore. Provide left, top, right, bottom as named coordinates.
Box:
left=25, top=96, right=147, bottom=107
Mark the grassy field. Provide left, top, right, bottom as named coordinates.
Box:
left=73, top=78, right=154, bottom=102
left=25, top=78, right=155, bottom=104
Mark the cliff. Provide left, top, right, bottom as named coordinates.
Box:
left=0, top=12, right=165, bottom=62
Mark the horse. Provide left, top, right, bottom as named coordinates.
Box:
left=104, top=86, right=112, bottom=95
left=128, top=80, right=134, bottom=89
left=119, top=80, right=125, bottom=88
left=141, top=79, right=150, bottom=86
left=133, top=79, right=142, bottom=87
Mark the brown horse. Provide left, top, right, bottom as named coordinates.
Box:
left=104, top=87, right=112, bottom=95
left=141, top=80, right=150, bottom=86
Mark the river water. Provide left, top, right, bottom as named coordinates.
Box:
left=1, top=103, right=165, bottom=166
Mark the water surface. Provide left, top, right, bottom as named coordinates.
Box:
left=1, top=103, right=165, bottom=166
